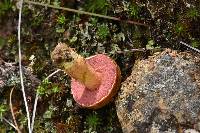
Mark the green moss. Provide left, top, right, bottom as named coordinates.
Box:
left=85, top=112, right=101, bottom=131
left=37, top=79, right=51, bottom=96
left=32, top=15, right=44, bottom=27
left=7, top=35, right=17, bottom=45
left=187, top=7, right=199, bottom=20
left=52, top=0, right=60, bottom=7
left=51, top=85, right=61, bottom=93
left=175, top=23, right=187, bottom=36
left=56, top=27, right=65, bottom=33
left=43, top=105, right=55, bottom=119
left=34, top=117, right=56, bottom=133
left=84, top=0, right=111, bottom=15
left=57, top=14, right=66, bottom=25
left=191, top=40, right=200, bottom=48
left=0, top=0, right=13, bottom=17
left=0, top=104, right=7, bottom=120
left=97, top=23, right=110, bottom=39
left=90, top=17, right=98, bottom=26
left=129, top=3, right=140, bottom=19
left=37, top=79, right=61, bottom=96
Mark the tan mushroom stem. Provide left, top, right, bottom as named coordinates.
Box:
left=51, top=43, right=101, bottom=90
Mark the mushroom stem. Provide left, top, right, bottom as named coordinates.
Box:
left=51, top=43, right=101, bottom=90
left=63, top=56, right=101, bottom=90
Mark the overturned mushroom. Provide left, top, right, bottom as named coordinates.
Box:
left=51, top=43, right=121, bottom=109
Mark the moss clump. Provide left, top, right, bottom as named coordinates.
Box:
left=85, top=112, right=101, bottom=131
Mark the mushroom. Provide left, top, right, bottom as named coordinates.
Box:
left=51, top=43, right=121, bottom=109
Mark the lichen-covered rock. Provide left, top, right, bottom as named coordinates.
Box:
left=115, top=49, right=200, bottom=133
left=0, top=59, right=40, bottom=92
left=0, top=58, right=40, bottom=110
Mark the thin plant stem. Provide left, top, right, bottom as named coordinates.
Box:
left=2, top=117, right=17, bottom=130
left=116, top=48, right=146, bottom=53
left=46, top=69, right=61, bottom=79
left=180, top=41, right=200, bottom=53
left=30, top=94, right=38, bottom=132
left=116, top=48, right=165, bottom=54
left=17, top=0, right=32, bottom=132
left=10, top=87, right=22, bottom=133
left=31, top=69, right=61, bottom=132
left=24, top=0, right=148, bottom=26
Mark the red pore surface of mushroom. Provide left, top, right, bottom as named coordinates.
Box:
left=71, top=54, right=121, bottom=109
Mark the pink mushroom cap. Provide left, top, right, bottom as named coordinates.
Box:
left=71, top=54, right=121, bottom=109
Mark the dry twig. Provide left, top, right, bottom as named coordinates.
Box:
left=10, top=87, right=21, bottom=133
left=24, top=0, right=148, bottom=26
left=17, top=0, right=32, bottom=132
left=2, top=117, right=18, bottom=130
left=180, top=41, right=200, bottom=54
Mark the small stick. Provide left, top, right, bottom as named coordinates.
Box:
left=24, top=0, right=148, bottom=27
left=116, top=48, right=164, bottom=54
left=30, top=94, right=38, bottom=132
left=17, top=0, right=32, bottom=132
left=10, top=87, right=21, bottom=133
left=2, top=117, right=18, bottom=130
left=116, top=48, right=146, bottom=53
left=180, top=41, right=200, bottom=53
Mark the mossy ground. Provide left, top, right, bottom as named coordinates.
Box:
left=0, top=0, right=199, bottom=132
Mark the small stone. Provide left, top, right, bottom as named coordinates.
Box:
left=115, top=50, right=200, bottom=133
left=66, top=99, right=73, bottom=107
left=0, top=58, right=40, bottom=108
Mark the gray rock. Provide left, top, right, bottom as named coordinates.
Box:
left=0, top=60, right=40, bottom=92
left=115, top=49, right=200, bottom=133
left=0, top=59, right=40, bottom=110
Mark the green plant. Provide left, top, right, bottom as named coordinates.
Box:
left=51, top=85, right=61, bottom=93
left=84, top=0, right=110, bottom=15
left=19, top=114, right=28, bottom=127
left=34, top=117, right=56, bottom=133
left=129, top=3, right=140, bottom=19
left=32, top=15, right=44, bottom=27
left=37, top=79, right=61, bottom=96
left=97, top=23, right=110, bottom=39
left=85, top=113, right=101, bottom=131
left=187, top=7, right=199, bottom=20
left=37, top=79, right=51, bottom=96
left=56, top=27, right=65, bottom=33
left=53, top=0, right=61, bottom=7
left=57, top=14, right=66, bottom=25
left=56, top=14, right=66, bottom=33
left=90, top=17, right=98, bottom=26
left=7, top=35, right=17, bottom=45
left=175, top=23, right=186, bottom=36
left=43, top=105, right=57, bottom=119
left=0, top=0, right=13, bottom=17
left=191, top=40, right=200, bottom=48
left=0, top=104, right=7, bottom=120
